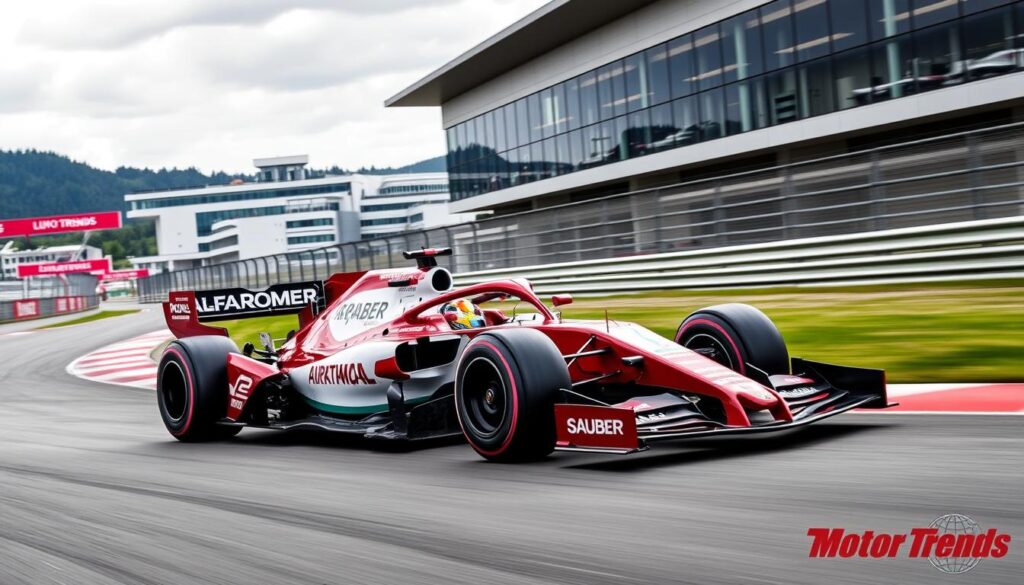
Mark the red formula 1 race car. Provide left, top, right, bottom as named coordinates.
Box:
left=157, top=248, right=892, bottom=461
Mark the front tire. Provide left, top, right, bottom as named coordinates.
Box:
left=157, top=336, right=242, bottom=442
left=675, top=303, right=789, bottom=376
left=455, top=329, right=569, bottom=462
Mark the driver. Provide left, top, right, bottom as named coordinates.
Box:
left=440, top=298, right=485, bottom=330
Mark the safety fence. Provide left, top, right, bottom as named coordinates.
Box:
left=0, top=273, right=100, bottom=301
left=139, top=121, right=1024, bottom=302
left=0, top=295, right=100, bottom=324
left=454, top=216, right=1024, bottom=294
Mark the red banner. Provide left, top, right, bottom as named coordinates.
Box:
left=13, top=299, right=40, bottom=320
left=101, top=269, right=150, bottom=281
left=0, top=211, right=122, bottom=238
left=17, top=258, right=112, bottom=278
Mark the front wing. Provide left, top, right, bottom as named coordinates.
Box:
left=554, top=358, right=894, bottom=454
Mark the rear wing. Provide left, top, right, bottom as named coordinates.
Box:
left=162, top=281, right=325, bottom=339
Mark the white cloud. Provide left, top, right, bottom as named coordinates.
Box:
left=0, top=0, right=548, bottom=173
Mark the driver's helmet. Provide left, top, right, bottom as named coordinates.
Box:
left=440, top=298, right=485, bottom=330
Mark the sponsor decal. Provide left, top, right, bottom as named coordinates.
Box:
left=777, top=386, right=820, bottom=398
left=808, top=514, right=1011, bottom=574
left=194, top=282, right=323, bottom=320
left=13, top=300, right=40, bottom=320
left=309, top=362, right=377, bottom=386
left=555, top=404, right=638, bottom=450
left=0, top=211, right=121, bottom=238
left=229, top=374, right=253, bottom=411
left=566, top=417, right=624, bottom=436
left=333, top=301, right=390, bottom=324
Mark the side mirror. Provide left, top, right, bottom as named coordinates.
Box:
left=551, top=294, right=573, bottom=307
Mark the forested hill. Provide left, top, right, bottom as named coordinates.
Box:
left=0, top=150, right=236, bottom=218
left=0, top=149, right=446, bottom=219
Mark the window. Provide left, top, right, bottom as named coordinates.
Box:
left=539, top=87, right=555, bottom=139
left=626, top=109, right=651, bottom=158
left=565, top=77, right=582, bottom=131
left=648, top=101, right=677, bottom=151
left=668, top=34, right=697, bottom=97
left=830, top=0, right=871, bottom=51
left=503, top=102, right=518, bottom=151
left=694, top=24, right=724, bottom=91
left=130, top=182, right=350, bottom=209
left=870, top=34, right=915, bottom=100
left=624, top=53, right=646, bottom=112
left=596, top=62, right=618, bottom=121
left=798, top=57, right=836, bottom=117
left=914, top=19, right=964, bottom=89
left=494, top=106, right=507, bottom=153
left=963, top=4, right=1017, bottom=80
left=409, top=213, right=424, bottom=223
left=833, top=45, right=874, bottom=108
left=578, top=71, right=600, bottom=126
left=725, top=77, right=769, bottom=135
left=762, top=0, right=796, bottom=70
left=288, top=234, right=335, bottom=245
left=869, top=0, right=911, bottom=40
left=794, top=0, right=832, bottom=61
left=527, top=92, right=543, bottom=143
left=721, top=10, right=764, bottom=83
left=671, top=95, right=701, bottom=145
left=287, top=218, right=334, bottom=228
left=698, top=88, right=725, bottom=140
left=552, top=82, right=569, bottom=134
left=645, top=43, right=672, bottom=106
left=766, top=68, right=799, bottom=124
left=514, top=97, right=529, bottom=147
left=360, top=217, right=408, bottom=227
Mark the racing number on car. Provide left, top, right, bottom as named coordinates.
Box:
left=229, top=374, right=253, bottom=411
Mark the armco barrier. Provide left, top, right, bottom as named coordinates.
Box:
left=0, top=295, right=100, bottom=324
left=452, top=217, right=1024, bottom=294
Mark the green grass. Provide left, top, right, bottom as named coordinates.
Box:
left=38, top=309, right=140, bottom=329
left=214, top=281, right=1023, bottom=383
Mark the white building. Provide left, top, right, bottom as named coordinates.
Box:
left=0, top=243, right=103, bottom=279
left=125, top=156, right=472, bottom=273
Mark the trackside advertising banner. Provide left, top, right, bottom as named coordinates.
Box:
left=101, top=269, right=150, bottom=281
left=16, top=258, right=112, bottom=278
left=12, top=299, right=40, bottom=320
left=193, top=281, right=324, bottom=321
left=0, top=211, right=122, bottom=238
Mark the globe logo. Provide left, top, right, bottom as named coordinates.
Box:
left=929, top=514, right=982, bottom=574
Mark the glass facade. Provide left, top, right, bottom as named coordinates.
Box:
left=129, top=182, right=350, bottom=210
left=196, top=203, right=340, bottom=236
left=445, top=0, right=1024, bottom=201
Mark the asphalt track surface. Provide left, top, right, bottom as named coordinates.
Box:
left=0, top=309, right=1020, bottom=584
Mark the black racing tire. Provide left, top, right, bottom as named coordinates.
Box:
left=157, top=336, right=242, bottom=442
left=675, top=303, right=790, bottom=376
left=455, top=328, right=569, bottom=462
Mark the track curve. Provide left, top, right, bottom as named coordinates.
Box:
left=0, top=310, right=1020, bottom=584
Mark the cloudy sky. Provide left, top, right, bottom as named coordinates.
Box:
left=0, top=0, right=548, bottom=173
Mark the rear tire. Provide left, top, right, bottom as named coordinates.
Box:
left=455, top=328, right=569, bottom=462
left=157, top=336, right=242, bottom=442
left=675, top=303, right=789, bottom=376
